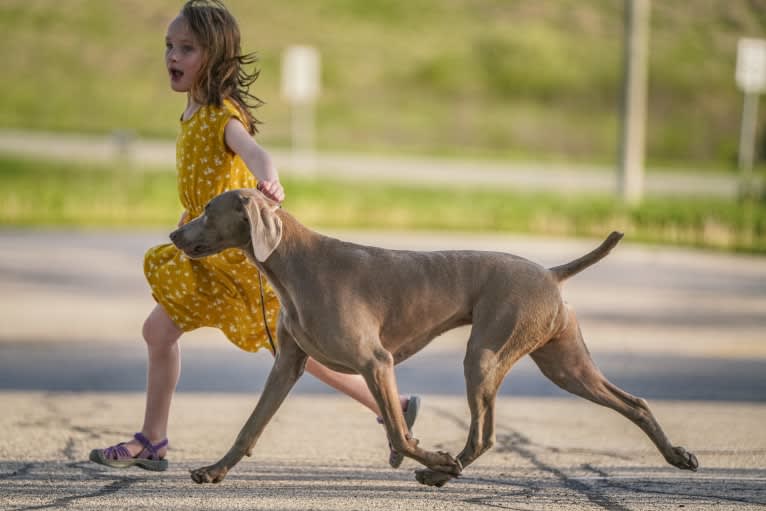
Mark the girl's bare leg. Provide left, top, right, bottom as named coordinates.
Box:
left=304, top=357, right=409, bottom=415
left=115, top=304, right=183, bottom=457
left=104, top=306, right=407, bottom=458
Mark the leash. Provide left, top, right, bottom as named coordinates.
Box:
left=257, top=272, right=277, bottom=354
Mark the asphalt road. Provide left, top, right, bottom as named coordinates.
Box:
left=1, top=229, right=765, bottom=510
left=1, top=229, right=765, bottom=401
left=1, top=393, right=765, bottom=510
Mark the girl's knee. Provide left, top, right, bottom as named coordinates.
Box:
left=142, top=308, right=182, bottom=348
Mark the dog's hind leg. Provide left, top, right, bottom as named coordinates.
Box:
left=360, top=346, right=463, bottom=476
left=529, top=308, right=699, bottom=471
left=416, top=322, right=522, bottom=488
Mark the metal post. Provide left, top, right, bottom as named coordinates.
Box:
left=738, top=91, right=759, bottom=198
left=618, top=0, right=651, bottom=204
left=282, top=46, right=320, bottom=175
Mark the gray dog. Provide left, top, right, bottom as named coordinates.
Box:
left=170, top=188, right=698, bottom=487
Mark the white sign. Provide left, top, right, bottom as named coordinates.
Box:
left=736, top=38, right=766, bottom=93
left=281, top=46, right=320, bottom=104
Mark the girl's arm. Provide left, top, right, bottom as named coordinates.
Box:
left=224, top=119, right=285, bottom=203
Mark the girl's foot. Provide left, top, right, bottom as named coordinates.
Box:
left=380, top=395, right=421, bottom=469
left=89, top=432, right=169, bottom=471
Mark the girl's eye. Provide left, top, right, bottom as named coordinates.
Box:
left=182, top=45, right=194, bottom=53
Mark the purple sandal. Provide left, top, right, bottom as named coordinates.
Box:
left=89, top=432, right=168, bottom=472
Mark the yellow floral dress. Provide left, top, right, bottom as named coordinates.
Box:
left=144, top=99, right=279, bottom=353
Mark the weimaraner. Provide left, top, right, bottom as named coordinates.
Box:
left=170, top=188, right=699, bottom=487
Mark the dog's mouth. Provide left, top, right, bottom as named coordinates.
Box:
left=170, top=233, right=210, bottom=259
left=180, top=245, right=212, bottom=259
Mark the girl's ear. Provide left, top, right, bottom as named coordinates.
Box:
left=242, top=194, right=283, bottom=262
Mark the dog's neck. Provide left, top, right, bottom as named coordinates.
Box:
left=244, top=208, right=323, bottom=302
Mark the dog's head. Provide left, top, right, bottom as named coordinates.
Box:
left=170, top=188, right=283, bottom=262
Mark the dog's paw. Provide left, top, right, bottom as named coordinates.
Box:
left=190, top=463, right=229, bottom=484
left=668, top=446, right=699, bottom=472
left=415, top=468, right=454, bottom=487
left=426, top=451, right=462, bottom=476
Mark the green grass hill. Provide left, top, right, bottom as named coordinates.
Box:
left=1, top=0, right=766, bottom=168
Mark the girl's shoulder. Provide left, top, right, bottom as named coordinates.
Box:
left=189, top=99, right=250, bottom=145
left=221, top=98, right=249, bottom=124
left=195, top=98, right=247, bottom=127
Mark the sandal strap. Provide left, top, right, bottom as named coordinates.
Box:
left=133, top=432, right=168, bottom=459
left=102, top=442, right=132, bottom=460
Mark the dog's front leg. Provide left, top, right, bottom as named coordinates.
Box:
left=362, top=348, right=462, bottom=476
left=190, top=332, right=307, bottom=484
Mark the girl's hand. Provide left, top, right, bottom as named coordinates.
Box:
left=257, top=180, right=285, bottom=203
left=178, top=210, right=189, bottom=227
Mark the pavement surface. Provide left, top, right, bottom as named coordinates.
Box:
left=1, top=229, right=765, bottom=510
left=2, top=393, right=765, bottom=510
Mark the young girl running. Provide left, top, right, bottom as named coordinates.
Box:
left=89, top=0, right=418, bottom=471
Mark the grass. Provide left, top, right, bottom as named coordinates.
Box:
left=1, top=155, right=764, bottom=253
left=1, top=0, right=765, bottom=168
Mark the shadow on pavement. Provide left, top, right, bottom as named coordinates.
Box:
left=1, top=460, right=764, bottom=510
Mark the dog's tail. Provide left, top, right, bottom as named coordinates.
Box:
left=549, top=231, right=623, bottom=283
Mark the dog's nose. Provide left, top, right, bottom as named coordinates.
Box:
left=169, top=229, right=181, bottom=244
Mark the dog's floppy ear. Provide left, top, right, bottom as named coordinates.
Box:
left=242, top=192, right=283, bottom=262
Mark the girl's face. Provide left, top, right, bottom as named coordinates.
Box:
left=165, top=15, right=204, bottom=94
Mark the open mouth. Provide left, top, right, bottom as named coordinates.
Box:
left=169, top=68, right=184, bottom=82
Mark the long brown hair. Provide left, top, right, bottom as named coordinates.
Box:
left=181, top=0, right=263, bottom=134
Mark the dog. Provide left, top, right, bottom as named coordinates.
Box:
left=170, top=188, right=699, bottom=487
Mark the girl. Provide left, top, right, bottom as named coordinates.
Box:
left=90, top=0, right=418, bottom=472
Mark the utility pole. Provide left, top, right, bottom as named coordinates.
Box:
left=618, top=0, right=651, bottom=204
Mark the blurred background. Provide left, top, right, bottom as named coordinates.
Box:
left=0, top=1, right=765, bottom=401
left=0, top=0, right=765, bottom=249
